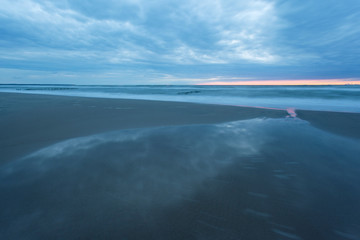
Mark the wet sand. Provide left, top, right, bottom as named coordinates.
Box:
left=1, top=93, right=359, bottom=164
left=0, top=92, right=286, bottom=163
left=297, top=109, right=360, bottom=139
left=1, top=93, right=360, bottom=240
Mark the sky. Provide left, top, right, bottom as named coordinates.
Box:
left=0, top=0, right=360, bottom=85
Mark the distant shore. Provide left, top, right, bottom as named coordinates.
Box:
left=1, top=92, right=359, bottom=164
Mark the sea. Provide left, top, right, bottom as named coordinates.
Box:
left=0, top=84, right=359, bottom=113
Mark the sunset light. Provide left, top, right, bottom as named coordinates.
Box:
left=197, top=79, right=360, bottom=86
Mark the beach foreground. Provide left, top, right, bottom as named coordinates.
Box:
left=1, top=93, right=360, bottom=239
left=0, top=93, right=286, bottom=164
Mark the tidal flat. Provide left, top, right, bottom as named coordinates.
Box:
left=1, top=93, right=359, bottom=239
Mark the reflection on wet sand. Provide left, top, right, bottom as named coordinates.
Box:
left=1, top=118, right=360, bottom=239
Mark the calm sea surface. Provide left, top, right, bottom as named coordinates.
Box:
left=1, top=84, right=359, bottom=112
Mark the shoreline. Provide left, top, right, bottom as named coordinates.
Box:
left=0, top=92, right=286, bottom=163
left=1, top=92, right=359, bottom=164
left=1, top=89, right=360, bottom=114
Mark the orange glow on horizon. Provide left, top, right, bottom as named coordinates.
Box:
left=196, top=79, right=360, bottom=86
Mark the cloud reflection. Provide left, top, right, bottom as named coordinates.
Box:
left=1, top=119, right=264, bottom=206
left=1, top=118, right=360, bottom=239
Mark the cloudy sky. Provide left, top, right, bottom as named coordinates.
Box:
left=1, top=0, right=360, bottom=84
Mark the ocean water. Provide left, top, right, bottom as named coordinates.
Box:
left=1, top=84, right=360, bottom=112
left=1, top=118, right=360, bottom=239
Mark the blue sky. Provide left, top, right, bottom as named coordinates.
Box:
left=0, top=0, right=360, bottom=84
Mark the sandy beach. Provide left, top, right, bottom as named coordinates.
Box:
left=1, top=92, right=359, bottom=163
left=297, top=109, right=360, bottom=139
left=1, top=92, right=360, bottom=240
left=0, top=92, right=286, bottom=164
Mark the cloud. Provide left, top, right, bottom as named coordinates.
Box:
left=0, top=0, right=360, bottom=83
left=276, top=0, right=360, bottom=64
left=0, top=0, right=286, bottom=64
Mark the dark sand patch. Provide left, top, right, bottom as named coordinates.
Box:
left=297, top=110, right=360, bottom=139
left=0, top=92, right=286, bottom=163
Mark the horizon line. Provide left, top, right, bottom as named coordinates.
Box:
left=196, top=79, right=360, bottom=86
left=1, top=78, right=360, bottom=86
left=1, top=83, right=360, bottom=86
